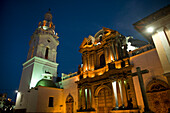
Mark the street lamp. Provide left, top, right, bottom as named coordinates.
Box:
left=15, top=90, right=18, bottom=93
left=147, top=27, right=154, bottom=33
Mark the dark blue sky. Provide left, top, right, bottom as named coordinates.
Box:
left=0, top=0, right=169, bottom=100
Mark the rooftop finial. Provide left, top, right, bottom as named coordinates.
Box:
left=44, top=9, right=52, bottom=21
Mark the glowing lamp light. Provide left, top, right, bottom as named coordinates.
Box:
left=15, top=90, right=18, bottom=93
left=147, top=27, right=154, bottom=33
left=111, top=56, right=113, bottom=61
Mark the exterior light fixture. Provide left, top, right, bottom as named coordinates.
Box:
left=15, top=90, right=18, bottom=93
left=147, top=27, right=154, bottom=33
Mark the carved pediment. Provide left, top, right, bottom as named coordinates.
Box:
left=79, top=35, right=95, bottom=49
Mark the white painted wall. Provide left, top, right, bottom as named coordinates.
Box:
left=36, top=87, right=63, bottom=112
left=62, top=76, right=79, bottom=113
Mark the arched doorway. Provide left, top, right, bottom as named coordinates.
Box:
left=96, top=86, right=113, bottom=113
left=146, top=79, right=170, bottom=113
left=66, top=94, right=74, bottom=113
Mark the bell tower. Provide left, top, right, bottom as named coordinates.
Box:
left=27, top=10, right=58, bottom=62
left=15, top=10, right=59, bottom=109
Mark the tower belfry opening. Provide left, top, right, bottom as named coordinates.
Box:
left=45, top=47, right=49, bottom=59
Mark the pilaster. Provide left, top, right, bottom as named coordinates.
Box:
left=91, top=86, right=95, bottom=109
left=104, top=47, right=109, bottom=64
left=78, top=88, right=82, bottom=109
left=165, top=24, right=170, bottom=44
left=111, top=41, right=116, bottom=61
left=115, top=43, right=119, bottom=60
left=157, top=28, right=170, bottom=63
left=152, top=32, right=170, bottom=73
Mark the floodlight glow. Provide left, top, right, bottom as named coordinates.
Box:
left=15, top=90, right=18, bottom=93
left=111, top=55, right=113, bottom=61
left=112, top=81, right=118, bottom=108
left=147, top=27, right=154, bottom=33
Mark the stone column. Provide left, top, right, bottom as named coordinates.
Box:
left=157, top=28, right=170, bottom=63
left=78, top=88, right=82, bottom=109
left=88, top=54, right=91, bottom=71
left=152, top=28, right=170, bottom=87
left=118, top=80, right=124, bottom=107
left=112, top=86, right=116, bottom=108
left=104, top=47, right=109, bottom=64
left=111, top=41, right=116, bottom=61
left=82, top=87, right=86, bottom=109
left=93, top=51, right=97, bottom=70
left=115, top=43, right=119, bottom=60
left=117, top=81, right=122, bottom=107
left=164, top=25, right=170, bottom=87
left=117, top=42, right=122, bottom=59
left=87, top=88, right=90, bottom=109
left=91, top=86, right=95, bottom=109
left=165, top=24, right=170, bottom=45
left=82, top=55, right=86, bottom=72
left=112, top=81, right=119, bottom=109
left=87, top=54, right=90, bottom=71
left=152, top=30, right=170, bottom=73
left=91, top=54, right=94, bottom=71
left=109, top=46, right=114, bottom=61
left=121, top=79, right=128, bottom=107
left=107, top=46, right=111, bottom=63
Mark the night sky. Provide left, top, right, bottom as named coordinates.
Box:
left=0, top=0, right=169, bottom=100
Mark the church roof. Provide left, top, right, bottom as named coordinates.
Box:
left=36, top=79, right=57, bottom=88
left=128, top=38, right=148, bottom=47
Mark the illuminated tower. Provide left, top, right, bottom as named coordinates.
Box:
left=15, top=10, right=59, bottom=110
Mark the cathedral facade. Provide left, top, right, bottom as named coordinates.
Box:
left=15, top=6, right=170, bottom=113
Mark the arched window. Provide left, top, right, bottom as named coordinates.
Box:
left=45, top=47, right=49, bottom=59
left=100, top=54, right=106, bottom=68
left=146, top=79, right=169, bottom=93
left=99, top=35, right=102, bottom=42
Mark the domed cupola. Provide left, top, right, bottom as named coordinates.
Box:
left=36, top=72, right=57, bottom=88
left=44, top=10, right=52, bottom=21
left=38, top=9, right=55, bottom=31
left=36, top=79, right=57, bottom=88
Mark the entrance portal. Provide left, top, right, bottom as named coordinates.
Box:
left=98, top=87, right=113, bottom=113
left=66, top=94, right=74, bottom=113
